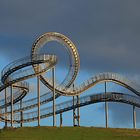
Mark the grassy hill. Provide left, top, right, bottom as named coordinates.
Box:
left=0, top=127, right=140, bottom=140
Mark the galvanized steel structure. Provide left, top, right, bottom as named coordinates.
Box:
left=0, top=32, right=140, bottom=129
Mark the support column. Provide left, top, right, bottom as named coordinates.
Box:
left=73, top=96, right=76, bottom=126
left=133, top=105, right=136, bottom=129
left=5, top=88, right=7, bottom=128
left=105, top=82, right=108, bottom=128
left=60, top=113, right=62, bottom=127
left=37, top=75, right=40, bottom=127
left=72, top=85, right=80, bottom=127
left=11, top=85, right=13, bottom=127
left=52, top=67, right=56, bottom=127
left=20, top=100, right=23, bottom=127
left=77, top=95, right=80, bottom=127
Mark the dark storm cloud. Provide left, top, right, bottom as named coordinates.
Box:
left=0, top=0, right=140, bottom=74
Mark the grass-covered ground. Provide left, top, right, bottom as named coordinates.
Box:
left=0, top=127, right=140, bottom=140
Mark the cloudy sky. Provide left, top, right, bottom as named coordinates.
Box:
left=1, top=0, right=140, bottom=74
left=0, top=0, right=140, bottom=128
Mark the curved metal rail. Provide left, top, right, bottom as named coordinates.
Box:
left=0, top=54, right=57, bottom=107
left=31, top=32, right=140, bottom=97
left=0, top=72, right=139, bottom=114
left=1, top=92, right=140, bottom=123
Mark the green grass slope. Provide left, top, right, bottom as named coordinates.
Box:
left=0, top=127, right=140, bottom=140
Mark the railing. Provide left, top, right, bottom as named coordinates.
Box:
left=10, top=92, right=140, bottom=122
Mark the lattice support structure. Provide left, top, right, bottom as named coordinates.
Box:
left=73, top=94, right=80, bottom=127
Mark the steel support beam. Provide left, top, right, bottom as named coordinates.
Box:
left=20, top=100, right=23, bottom=127
left=73, top=96, right=76, bottom=126
left=133, top=105, right=136, bottom=129
left=11, top=85, right=13, bottom=127
left=105, top=82, right=108, bottom=128
left=52, top=67, right=56, bottom=127
left=5, top=88, right=7, bottom=127
left=37, top=75, right=40, bottom=127
left=77, top=95, right=80, bottom=126
left=60, top=113, right=62, bottom=127
left=72, top=83, right=80, bottom=127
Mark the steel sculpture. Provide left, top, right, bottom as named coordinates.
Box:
left=0, top=32, right=139, bottom=129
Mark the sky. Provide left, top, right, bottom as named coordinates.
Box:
left=0, top=0, right=140, bottom=128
